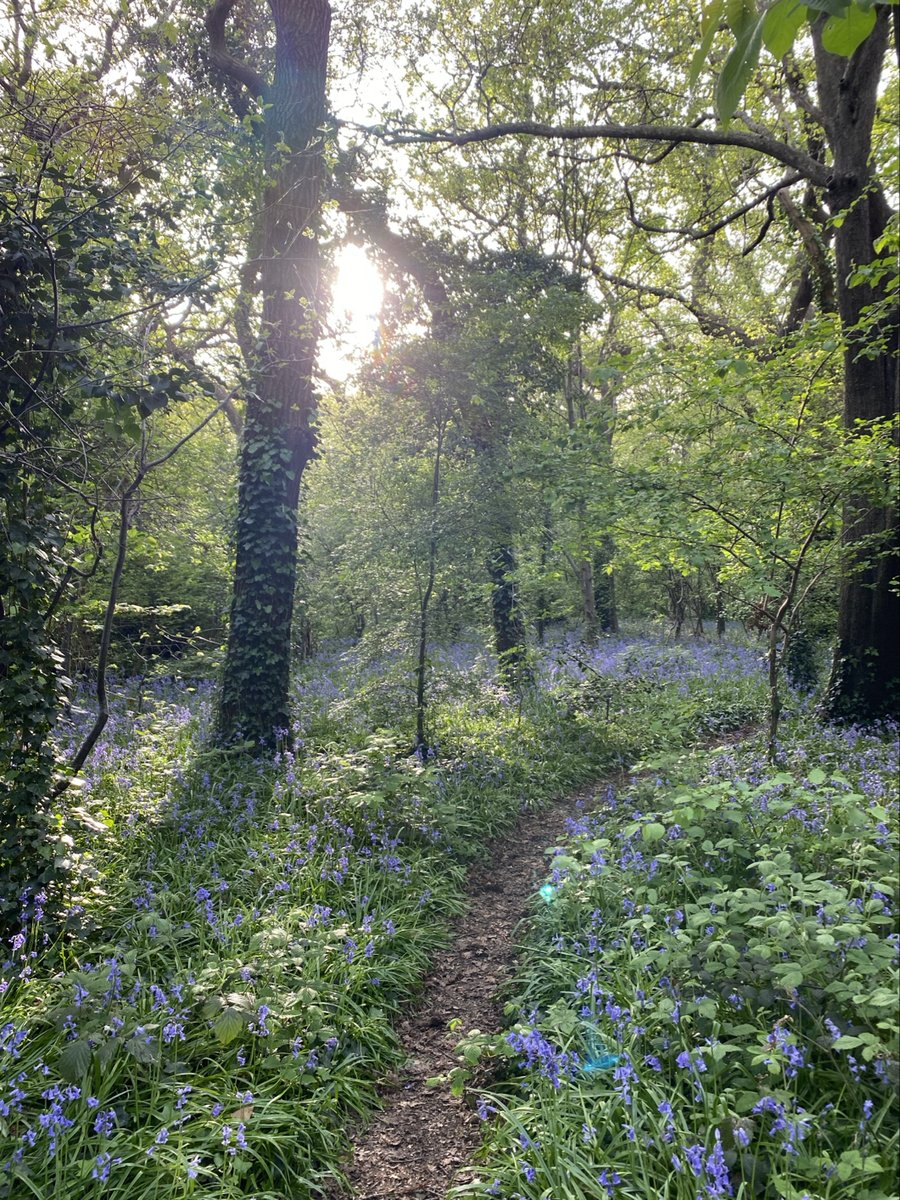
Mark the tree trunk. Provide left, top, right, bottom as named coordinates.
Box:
left=535, top=507, right=552, bottom=645
left=814, top=13, right=900, bottom=721
left=577, top=555, right=599, bottom=641
left=487, top=542, right=529, bottom=682
left=593, top=535, right=618, bottom=633
left=216, top=0, right=331, bottom=746
left=714, top=574, right=726, bottom=639
left=415, top=425, right=444, bottom=753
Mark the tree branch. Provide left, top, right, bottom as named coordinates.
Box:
left=777, top=189, right=836, bottom=312
left=346, top=117, right=831, bottom=189
left=583, top=253, right=755, bottom=347
left=205, top=0, right=267, bottom=100
left=330, top=175, right=454, bottom=332
left=53, top=400, right=228, bottom=797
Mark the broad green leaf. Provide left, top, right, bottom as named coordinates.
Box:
left=716, top=14, right=765, bottom=121
left=642, top=822, right=667, bottom=843
left=726, top=0, right=756, bottom=35
left=57, top=1039, right=92, bottom=1082
left=805, top=0, right=852, bottom=15
left=832, top=1034, right=864, bottom=1049
left=776, top=965, right=804, bottom=989
left=125, top=1035, right=159, bottom=1064
left=763, top=0, right=808, bottom=57
left=213, top=1006, right=246, bottom=1046
left=689, top=0, right=725, bottom=85
left=821, top=2, right=877, bottom=54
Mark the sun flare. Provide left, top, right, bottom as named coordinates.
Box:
left=322, top=244, right=384, bottom=380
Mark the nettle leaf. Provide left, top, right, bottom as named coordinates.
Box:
left=213, top=1006, right=246, bottom=1046
left=57, top=1039, right=92, bottom=1082
left=716, top=13, right=765, bottom=121
left=762, top=0, right=808, bottom=57
left=821, top=2, right=877, bottom=55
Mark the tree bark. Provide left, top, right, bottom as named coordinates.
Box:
left=814, top=13, right=900, bottom=721
left=415, top=424, right=444, bottom=753
left=213, top=0, right=332, bottom=746
left=593, top=535, right=618, bottom=635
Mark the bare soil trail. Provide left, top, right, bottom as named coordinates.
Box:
left=333, top=782, right=607, bottom=1200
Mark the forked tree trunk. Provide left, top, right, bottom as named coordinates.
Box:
left=212, top=0, right=332, bottom=746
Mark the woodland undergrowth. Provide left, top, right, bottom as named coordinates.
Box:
left=450, top=717, right=899, bottom=1200
left=0, top=635, right=896, bottom=1200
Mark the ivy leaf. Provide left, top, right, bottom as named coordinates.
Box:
left=821, top=2, right=877, bottom=55
left=762, top=0, right=808, bottom=58
left=715, top=13, right=765, bottom=122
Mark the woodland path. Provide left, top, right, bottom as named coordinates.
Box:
left=333, top=781, right=607, bottom=1199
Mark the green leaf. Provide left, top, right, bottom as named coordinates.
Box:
left=832, top=1034, right=864, bottom=1049
left=716, top=14, right=765, bottom=121
left=774, top=963, right=804, bottom=989
left=642, top=822, right=667, bottom=843
left=213, top=1006, right=246, bottom=1046
left=805, top=0, right=851, bottom=15
left=821, top=2, right=877, bottom=54
left=57, top=1039, right=92, bottom=1082
left=762, top=0, right=808, bottom=57
left=725, top=0, right=756, bottom=35
left=689, top=0, right=725, bottom=85
left=125, top=1035, right=159, bottom=1064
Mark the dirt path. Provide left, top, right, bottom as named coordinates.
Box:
left=335, top=783, right=603, bottom=1200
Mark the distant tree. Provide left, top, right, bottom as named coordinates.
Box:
left=368, top=1, right=898, bottom=719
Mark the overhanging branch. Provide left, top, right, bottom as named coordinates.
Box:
left=345, top=117, right=831, bottom=190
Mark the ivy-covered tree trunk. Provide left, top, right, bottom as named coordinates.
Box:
left=0, top=492, right=62, bottom=928
left=213, top=0, right=331, bottom=746
left=815, top=14, right=900, bottom=721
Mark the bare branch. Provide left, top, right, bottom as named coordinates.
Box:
left=583, top=252, right=755, bottom=347
left=53, top=400, right=228, bottom=797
